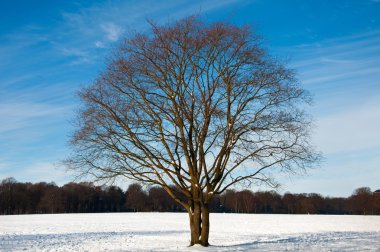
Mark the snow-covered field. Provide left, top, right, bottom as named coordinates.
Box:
left=1, top=213, right=380, bottom=251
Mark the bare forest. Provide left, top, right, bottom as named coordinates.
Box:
left=1, top=178, right=379, bottom=216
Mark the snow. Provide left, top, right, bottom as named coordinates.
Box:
left=1, top=213, right=380, bottom=251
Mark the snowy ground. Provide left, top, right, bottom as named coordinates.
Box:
left=1, top=213, right=380, bottom=251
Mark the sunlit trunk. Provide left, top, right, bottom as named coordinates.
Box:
left=200, top=204, right=210, bottom=246
left=189, top=200, right=201, bottom=245
left=188, top=201, right=210, bottom=246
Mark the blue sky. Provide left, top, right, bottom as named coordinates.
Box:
left=1, top=0, right=380, bottom=196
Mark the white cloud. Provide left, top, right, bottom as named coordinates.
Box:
left=60, top=47, right=87, bottom=57
left=100, top=22, right=123, bottom=42
left=95, top=41, right=105, bottom=48
left=53, top=0, right=243, bottom=65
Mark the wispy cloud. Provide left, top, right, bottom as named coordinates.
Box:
left=0, top=0, right=243, bottom=184
left=290, top=30, right=380, bottom=86
left=282, top=30, right=380, bottom=117
left=0, top=101, right=72, bottom=134
left=3, top=0, right=376, bottom=195
left=287, top=30, right=380, bottom=155
left=275, top=30, right=380, bottom=195
left=314, top=97, right=380, bottom=154
left=53, top=0, right=242, bottom=64
left=100, top=22, right=123, bottom=42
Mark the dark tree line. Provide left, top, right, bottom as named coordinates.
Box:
left=0, top=178, right=183, bottom=215
left=1, top=177, right=379, bottom=215
left=218, top=187, right=380, bottom=215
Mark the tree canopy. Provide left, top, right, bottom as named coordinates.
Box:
left=66, top=16, right=319, bottom=246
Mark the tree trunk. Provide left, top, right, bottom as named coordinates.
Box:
left=200, top=204, right=210, bottom=246
left=188, top=202, right=210, bottom=246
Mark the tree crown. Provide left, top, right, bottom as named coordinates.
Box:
left=66, top=16, right=319, bottom=206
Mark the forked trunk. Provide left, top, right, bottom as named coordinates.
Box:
left=188, top=203, right=210, bottom=246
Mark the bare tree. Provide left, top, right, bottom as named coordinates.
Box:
left=65, top=16, right=319, bottom=246
left=349, top=187, right=373, bottom=215
left=125, top=183, right=147, bottom=212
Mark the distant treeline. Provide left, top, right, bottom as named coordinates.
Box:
left=1, top=177, right=379, bottom=215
